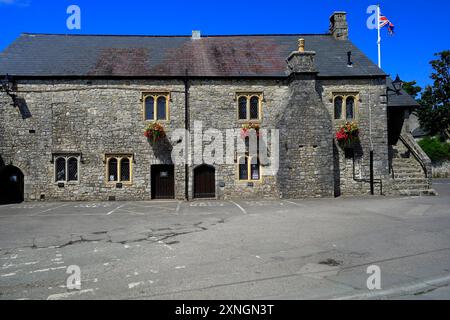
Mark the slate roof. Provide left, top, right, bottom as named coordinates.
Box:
left=0, top=33, right=386, bottom=78
left=387, top=78, right=420, bottom=108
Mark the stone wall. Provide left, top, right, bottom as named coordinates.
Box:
left=319, top=78, right=390, bottom=196
left=0, top=77, right=390, bottom=201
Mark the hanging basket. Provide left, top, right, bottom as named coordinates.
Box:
left=144, top=122, right=166, bottom=143
left=240, top=123, right=261, bottom=139
left=336, top=121, right=359, bottom=147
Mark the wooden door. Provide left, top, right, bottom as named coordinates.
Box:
left=194, top=165, right=215, bottom=198
left=151, top=165, right=175, bottom=199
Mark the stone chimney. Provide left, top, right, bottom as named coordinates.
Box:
left=329, top=11, right=348, bottom=40
left=286, top=38, right=316, bottom=74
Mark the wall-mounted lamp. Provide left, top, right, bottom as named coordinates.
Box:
left=1, top=74, right=17, bottom=105
left=391, top=74, right=403, bottom=92
left=388, top=74, right=404, bottom=94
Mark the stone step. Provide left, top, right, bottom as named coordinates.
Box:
left=399, top=189, right=438, bottom=197
left=394, top=170, right=425, bottom=178
left=393, top=178, right=429, bottom=184
left=396, top=183, right=430, bottom=189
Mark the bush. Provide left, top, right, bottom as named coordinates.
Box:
left=418, top=137, right=450, bottom=162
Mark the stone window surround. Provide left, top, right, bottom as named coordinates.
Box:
left=237, top=155, right=262, bottom=182
left=104, top=153, right=134, bottom=185
left=52, top=153, right=81, bottom=184
left=235, top=92, right=264, bottom=123
left=142, top=92, right=170, bottom=122
left=332, top=92, right=360, bottom=121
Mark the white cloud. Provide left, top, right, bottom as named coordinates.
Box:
left=0, top=0, right=31, bottom=7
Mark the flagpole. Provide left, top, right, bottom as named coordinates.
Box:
left=377, top=4, right=382, bottom=68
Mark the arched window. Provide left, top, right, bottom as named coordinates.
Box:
left=120, top=158, right=130, bottom=182
left=145, top=96, right=154, bottom=120
left=333, top=93, right=358, bottom=120
left=53, top=154, right=81, bottom=183
left=105, top=154, right=133, bottom=184
left=67, top=157, right=78, bottom=181
left=346, top=96, right=354, bottom=120
left=55, top=158, right=66, bottom=182
left=143, top=93, right=169, bottom=121
left=237, top=94, right=262, bottom=121
left=157, top=96, right=167, bottom=120
left=238, top=96, right=247, bottom=120
left=334, top=96, right=343, bottom=119
left=238, top=156, right=261, bottom=181
left=249, top=96, right=259, bottom=120
left=108, top=158, right=118, bottom=182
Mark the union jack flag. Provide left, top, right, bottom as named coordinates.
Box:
left=379, top=13, right=395, bottom=35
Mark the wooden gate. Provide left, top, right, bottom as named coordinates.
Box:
left=194, top=165, right=215, bottom=199
left=151, top=165, right=175, bottom=199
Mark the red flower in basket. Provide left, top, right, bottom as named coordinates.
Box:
left=336, top=121, right=359, bottom=146
left=144, top=122, right=166, bottom=143
left=240, top=123, right=260, bottom=139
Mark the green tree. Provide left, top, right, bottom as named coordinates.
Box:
left=402, top=80, right=422, bottom=99
left=414, top=50, right=450, bottom=140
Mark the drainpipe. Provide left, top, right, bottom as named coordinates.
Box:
left=369, top=82, right=375, bottom=195
left=184, top=69, right=190, bottom=201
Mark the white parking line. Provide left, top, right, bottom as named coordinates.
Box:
left=229, top=201, right=247, bottom=214
left=31, top=204, right=70, bottom=216
left=106, top=203, right=127, bottom=215
left=284, top=200, right=307, bottom=207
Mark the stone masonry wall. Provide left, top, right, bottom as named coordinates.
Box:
left=0, top=77, right=390, bottom=201
left=319, top=78, right=390, bottom=196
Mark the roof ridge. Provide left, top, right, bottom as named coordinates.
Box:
left=20, top=32, right=332, bottom=38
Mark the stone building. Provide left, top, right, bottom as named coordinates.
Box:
left=0, top=12, right=434, bottom=203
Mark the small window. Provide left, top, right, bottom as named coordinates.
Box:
left=237, top=94, right=262, bottom=121
left=120, top=158, right=130, bottom=182
left=238, top=97, right=247, bottom=120
left=54, top=154, right=80, bottom=183
left=334, top=96, right=343, bottom=119
left=145, top=96, right=154, bottom=120
left=143, top=93, right=169, bottom=121
left=333, top=93, right=358, bottom=120
left=67, top=157, right=78, bottom=181
left=250, top=157, right=260, bottom=180
left=346, top=97, right=354, bottom=120
left=238, top=156, right=261, bottom=181
left=249, top=96, right=259, bottom=120
left=55, top=158, right=66, bottom=182
left=238, top=156, right=249, bottom=181
left=157, top=96, right=167, bottom=120
left=106, top=154, right=133, bottom=184
left=108, top=158, right=118, bottom=182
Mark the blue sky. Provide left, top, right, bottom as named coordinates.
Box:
left=1, top=0, right=449, bottom=88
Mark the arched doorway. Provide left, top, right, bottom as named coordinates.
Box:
left=0, top=165, right=24, bottom=204
left=194, top=165, right=215, bottom=199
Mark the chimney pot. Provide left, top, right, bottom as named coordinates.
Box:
left=298, top=38, right=305, bottom=52
left=192, top=30, right=201, bottom=40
